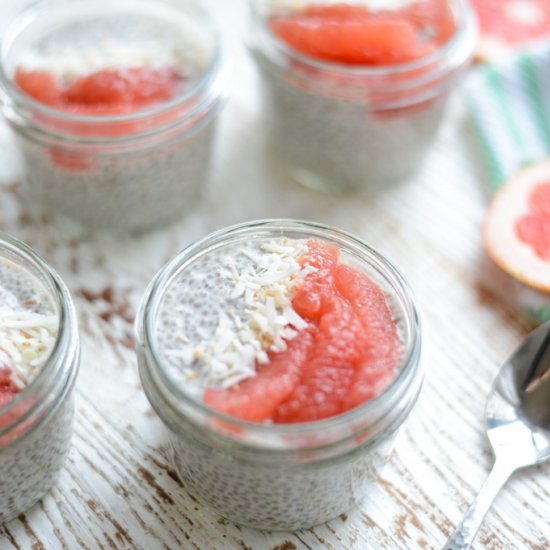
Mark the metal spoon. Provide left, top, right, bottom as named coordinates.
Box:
left=444, top=321, right=550, bottom=550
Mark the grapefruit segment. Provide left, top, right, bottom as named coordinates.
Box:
left=292, top=239, right=338, bottom=321
left=203, top=326, right=317, bottom=422
left=0, top=366, right=19, bottom=409
left=14, top=65, right=185, bottom=170
left=270, top=15, right=430, bottom=65
left=334, top=264, right=400, bottom=410
left=14, top=69, right=63, bottom=107
left=484, top=159, right=550, bottom=292
left=269, top=1, right=453, bottom=66
left=273, top=295, right=366, bottom=423
left=16, top=67, right=182, bottom=113
left=65, top=67, right=182, bottom=107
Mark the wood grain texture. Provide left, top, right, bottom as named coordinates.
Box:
left=1, top=1, right=549, bottom=548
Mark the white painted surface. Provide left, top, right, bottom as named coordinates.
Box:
left=1, top=1, right=549, bottom=548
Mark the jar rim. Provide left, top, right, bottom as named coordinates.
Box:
left=249, top=0, right=477, bottom=78
left=0, top=232, right=79, bottom=440
left=137, top=219, right=422, bottom=447
left=0, top=0, right=230, bottom=141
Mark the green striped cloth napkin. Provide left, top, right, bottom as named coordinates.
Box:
left=465, top=41, right=550, bottom=189
left=464, top=42, right=550, bottom=321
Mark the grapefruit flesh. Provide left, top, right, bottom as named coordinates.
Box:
left=334, top=264, right=401, bottom=410
left=515, top=182, right=550, bottom=261
left=484, top=159, right=550, bottom=292
left=273, top=295, right=367, bottom=423
left=14, top=65, right=185, bottom=169
left=15, top=66, right=183, bottom=115
left=292, top=238, right=338, bottom=321
left=269, top=1, right=455, bottom=66
left=13, top=69, right=63, bottom=107
left=64, top=67, right=183, bottom=110
left=0, top=367, right=19, bottom=409
left=203, top=326, right=317, bottom=422
left=203, top=239, right=401, bottom=424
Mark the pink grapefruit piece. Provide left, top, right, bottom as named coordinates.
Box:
left=292, top=239, right=338, bottom=321
left=64, top=67, right=182, bottom=107
left=484, top=158, right=550, bottom=292
left=334, top=263, right=401, bottom=411
left=269, top=6, right=434, bottom=66
left=274, top=295, right=367, bottom=423
left=0, top=366, right=30, bottom=446
left=203, top=326, right=317, bottom=422
left=14, top=69, right=64, bottom=107
left=0, top=366, right=19, bottom=409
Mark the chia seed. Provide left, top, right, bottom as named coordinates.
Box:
left=0, top=395, right=74, bottom=525
left=256, top=69, right=446, bottom=192
left=16, top=120, right=216, bottom=233
left=155, top=238, right=307, bottom=396
left=169, top=425, right=396, bottom=530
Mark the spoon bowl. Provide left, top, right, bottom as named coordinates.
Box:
left=444, top=321, right=550, bottom=550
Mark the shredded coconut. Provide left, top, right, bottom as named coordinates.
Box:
left=16, top=10, right=213, bottom=84
left=161, top=238, right=312, bottom=389
left=0, top=302, right=58, bottom=390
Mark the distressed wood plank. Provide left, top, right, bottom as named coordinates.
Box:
left=1, top=1, right=550, bottom=549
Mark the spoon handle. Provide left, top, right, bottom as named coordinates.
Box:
left=443, top=458, right=516, bottom=550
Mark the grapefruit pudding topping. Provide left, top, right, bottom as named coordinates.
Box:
left=138, top=220, right=422, bottom=530
left=0, top=0, right=228, bottom=232
left=157, top=237, right=401, bottom=423
left=0, top=234, right=79, bottom=524
left=249, top=0, right=477, bottom=193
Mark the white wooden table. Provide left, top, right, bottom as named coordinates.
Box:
left=1, top=1, right=549, bottom=548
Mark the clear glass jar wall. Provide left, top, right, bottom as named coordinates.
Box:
left=136, top=219, right=422, bottom=530
left=0, top=233, right=80, bottom=524
left=249, top=0, right=477, bottom=193
left=0, top=0, right=230, bottom=233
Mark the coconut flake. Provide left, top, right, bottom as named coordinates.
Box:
left=0, top=297, right=58, bottom=389
left=163, top=238, right=310, bottom=389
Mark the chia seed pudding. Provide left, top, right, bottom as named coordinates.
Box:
left=249, top=0, right=477, bottom=193
left=0, top=0, right=229, bottom=233
left=137, top=219, right=422, bottom=530
left=0, top=234, right=79, bottom=524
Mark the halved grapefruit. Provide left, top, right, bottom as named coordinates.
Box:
left=484, top=158, right=550, bottom=292
left=471, top=0, right=550, bottom=61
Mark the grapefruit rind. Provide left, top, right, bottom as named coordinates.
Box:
left=484, top=158, right=550, bottom=292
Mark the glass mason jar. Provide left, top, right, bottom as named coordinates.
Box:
left=136, top=219, right=422, bottom=530
left=0, top=233, right=80, bottom=524
left=0, top=0, right=230, bottom=233
left=249, top=0, right=477, bottom=193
